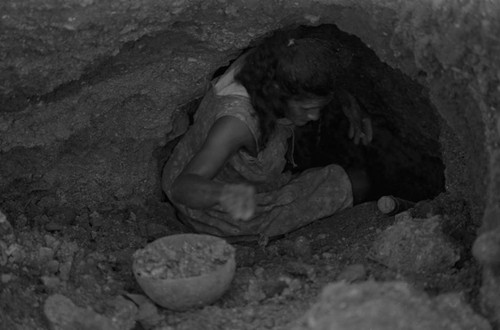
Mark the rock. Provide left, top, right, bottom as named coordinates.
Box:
left=46, top=260, right=60, bottom=274
left=44, top=234, right=60, bottom=251
left=34, top=215, right=50, bottom=227
left=38, top=247, right=55, bottom=263
left=44, top=294, right=121, bottom=330
left=41, top=276, right=61, bottom=289
left=472, top=228, right=500, bottom=266
left=0, top=210, right=16, bottom=245
left=125, top=293, right=164, bottom=329
left=37, top=196, right=58, bottom=210
left=261, top=278, right=289, bottom=298
left=89, top=211, right=104, bottom=228
left=244, top=278, right=266, bottom=302
left=45, top=222, right=64, bottom=232
left=370, top=215, right=460, bottom=275
left=285, top=261, right=316, bottom=280
left=15, top=214, right=28, bottom=228
left=6, top=243, right=26, bottom=264
left=336, top=264, right=367, bottom=283
left=293, top=236, right=313, bottom=260
left=289, top=281, right=492, bottom=330
left=1, top=273, right=14, bottom=283
left=235, top=245, right=256, bottom=267
left=48, top=206, right=77, bottom=226
left=145, top=223, right=169, bottom=239
left=103, top=296, right=138, bottom=330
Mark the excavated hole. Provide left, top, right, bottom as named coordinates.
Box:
left=161, top=24, right=446, bottom=204
left=1, top=22, right=488, bottom=330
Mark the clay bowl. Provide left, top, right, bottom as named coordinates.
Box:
left=132, top=233, right=236, bottom=311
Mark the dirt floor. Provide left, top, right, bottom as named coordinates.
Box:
left=0, top=191, right=484, bottom=329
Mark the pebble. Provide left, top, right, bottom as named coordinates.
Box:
left=1, top=273, right=13, bottom=283
left=59, top=262, right=72, bottom=281
left=336, top=264, right=367, bottom=283
left=46, top=260, right=60, bottom=274
left=38, top=247, right=55, bottom=262
left=44, top=235, right=60, bottom=250
left=254, top=267, right=265, bottom=278
left=37, top=196, right=58, bottom=209
left=34, top=215, right=50, bottom=226
left=16, top=214, right=28, bottom=228
left=322, top=252, right=333, bottom=259
left=146, top=223, right=169, bottom=239
left=41, top=276, right=61, bottom=289
left=45, top=222, right=63, bottom=232
left=49, top=207, right=76, bottom=226
left=0, top=210, right=15, bottom=245
left=89, top=211, right=104, bottom=228
left=285, top=261, right=315, bottom=280
left=293, top=236, right=312, bottom=260
left=395, top=211, right=412, bottom=222
left=316, top=233, right=328, bottom=240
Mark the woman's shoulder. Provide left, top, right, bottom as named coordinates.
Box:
left=214, top=94, right=258, bottom=142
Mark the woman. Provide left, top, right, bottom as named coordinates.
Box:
left=162, top=28, right=372, bottom=241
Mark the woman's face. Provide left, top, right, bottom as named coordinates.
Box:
left=285, top=96, right=332, bottom=126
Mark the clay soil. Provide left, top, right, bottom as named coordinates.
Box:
left=0, top=194, right=482, bottom=330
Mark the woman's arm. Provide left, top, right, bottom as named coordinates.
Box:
left=171, top=115, right=255, bottom=210
left=337, top=90, right=373, bottom=145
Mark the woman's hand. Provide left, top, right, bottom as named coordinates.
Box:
left=219, top=184, right=256, bottom=221
left=341, top=92, right=373, bottom=146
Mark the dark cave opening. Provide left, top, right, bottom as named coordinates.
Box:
left=284, top=24, right=445, bottom=203
left=163, top=24, right=446, bottom=205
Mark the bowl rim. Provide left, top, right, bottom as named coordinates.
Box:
left=132, top=233, right=236, bottom=281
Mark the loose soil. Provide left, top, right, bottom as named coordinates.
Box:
left=0, top=198, right=482, bottom=329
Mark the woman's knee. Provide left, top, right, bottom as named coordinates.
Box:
left=345, top=168, right=371, bottom=205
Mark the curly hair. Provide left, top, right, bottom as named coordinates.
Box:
left=235, top=28, right=348, bottom=147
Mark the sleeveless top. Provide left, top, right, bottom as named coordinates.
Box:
left=162, top=60, right=295, bottom=204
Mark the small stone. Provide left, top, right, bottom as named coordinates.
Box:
left=394, top=211, right=412, bottom=222
left=46, top=260, right=60, bottom=274
left=322, top=252, right=333, bottom=259
left=75, top=212, right=90, bottom=227
left=6, top=243, right=25, bottom=263
left=261, top=279, right=289, bottom=298
left=34, top=215, right=50, bottom=226
left=254, top=267, right=265, bottom=278
left=146, top=223, right=169, bottom=239
left=39, top=247, right=55, bottom=263
left=49, top=207, right=76, bottom=226
left=293, top=236, right=312, bottom=260
left=472, top=228, right=500, bottom=265
left=285, top=261, right=316, bottom=280
left=45, top=222, right=63, bottom=232
left=131, top=294, right=164, bottom=329
left=90, top=211, right=103, bottom=228
left=59, top=262, right=72, bottom=281
left=37, top=196, right=58, bottom=209
left=336, top=264, right=367, bottom=283
left=0, top=210, right=15, bottom=245
left=44, top=235, right=60, bottom=250
left=41, top=275, right=61, bottom=289
left=1, top=273, right=13, bottom=283
left=235, top=246, right=256, bottom=267
left=44, top=294, right=119, bottom=330
left=16, top=214, right=28, bottom=228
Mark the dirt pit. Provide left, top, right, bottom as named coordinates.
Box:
left=0, top=195, right=487, bottom=329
